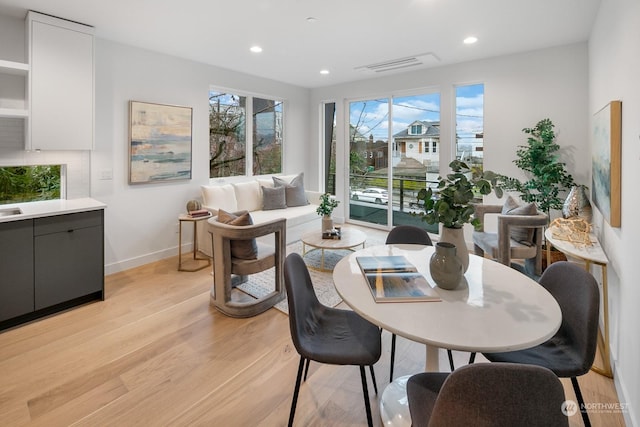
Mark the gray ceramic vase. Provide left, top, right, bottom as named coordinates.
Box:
left=430, top=242, right=463, bottom=290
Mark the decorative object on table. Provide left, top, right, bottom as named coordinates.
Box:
left=562, top=184, right=593, bottom=224
left=549, top=217, right=593, bottom=247
left=496, top=118, right=575, bottom=218
left=322, top=229, right=342, bottom=239
left=129, top=101, right=193, bottom=184
left=414, top=160, right=500, bottom=272
left=316, top=192, right=340, bottom=233
left=429, top=242, right=463, bottom=290
left=186, top=199, right=201, bottom=213
left=592, top=100, right=622, bottom=227
left=186, top=199, right=209, bottom=217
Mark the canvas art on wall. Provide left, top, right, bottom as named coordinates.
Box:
left=591, top=100, right=621, bottom=227
left=129, top=101, right=193, bottom=184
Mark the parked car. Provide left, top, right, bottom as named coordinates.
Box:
left=351, top=188, right=388, bottom=204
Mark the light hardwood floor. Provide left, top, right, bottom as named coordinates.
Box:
left=0, top=226, right=625, bottom=426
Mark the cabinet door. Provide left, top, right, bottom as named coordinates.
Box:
left=28, top=15, right=94, bottom=150
left=34, top=218, right=103, bottom=310
left=0, top=220, right=34, bottom=322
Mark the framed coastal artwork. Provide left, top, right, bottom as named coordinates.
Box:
left=129, top=101, right=193, bottom=184
left=591, top=100, right=622, bottom=227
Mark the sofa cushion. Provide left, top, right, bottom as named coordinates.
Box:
left=233, top=181, right=262, bottom=212
left=256, top=178, right=274, bottom=189
left=201, top=184, right=238, bottom=213
left=502, top=196, right=537, bottom=244
left=216, top=209, right=258, bottom=260
left=261, top=185, right=287, bottom=210
left=273, top=172, right=309, bottom=207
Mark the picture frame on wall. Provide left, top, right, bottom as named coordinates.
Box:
left=128, top=101, right=193, bottom=184
left=592, top=100, right=622, bottom=227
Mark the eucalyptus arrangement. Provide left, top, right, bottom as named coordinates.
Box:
left=415, top=160, right=501, bottom=230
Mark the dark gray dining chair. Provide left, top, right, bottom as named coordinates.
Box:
left=407, top=362, right=569, bottom=427
left=284, top=253, right=381, bottom=427
left=385, top=226, right=459, bottom=380
left=483, top=261, right=599, bottom=427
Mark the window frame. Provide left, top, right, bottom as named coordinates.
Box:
left=208, top=86, right=285, bottom=179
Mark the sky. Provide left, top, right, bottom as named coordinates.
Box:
left=349, top=84, right=484, bottom=142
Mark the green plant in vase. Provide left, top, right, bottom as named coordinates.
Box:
left=498, top=118, right=574, bottom=217
left=317, top=193, right=340, bottom=232
left=415, top=160, right=501, bottom=271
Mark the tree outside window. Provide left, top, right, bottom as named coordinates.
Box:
left=209, top=90, right=282, bottom=178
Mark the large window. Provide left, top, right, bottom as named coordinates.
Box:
left=455, top=84, right=484, bottom=173
left=209, top=90, right=282, bottom=178
left=0, top=165, right=62, bottom=205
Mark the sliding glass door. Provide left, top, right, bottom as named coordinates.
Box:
left=347, top=93, right=440, bottom=232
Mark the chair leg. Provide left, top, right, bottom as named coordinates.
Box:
left=369, top=365, right=378, bottom=395
left=390, top=333, right=396, bottom=382
left=288, top=356, right=306, bottom=427
left=469, top=352, right=476, bottom=364
left=571, top=376, right=591, bottom=427
left=303, top=358, right=311, bottom=381
left=447, top=350, right=455, bottom=371
left=359, top=366, right=374, bottom=427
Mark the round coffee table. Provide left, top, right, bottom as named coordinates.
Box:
left=301, top=228, right=366, bottom=271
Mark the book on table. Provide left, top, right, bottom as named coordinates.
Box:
left=356, top=256, right=441, bottom=303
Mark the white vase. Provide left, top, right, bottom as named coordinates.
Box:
left=439, top=226, right=469, bottom=272
left=322, top=215, right=333, bottom=233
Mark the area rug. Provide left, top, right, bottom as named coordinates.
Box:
left=236, top=240, right=353, bottom=314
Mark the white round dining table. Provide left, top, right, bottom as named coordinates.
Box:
left=333, top=244, right=562, bottom=426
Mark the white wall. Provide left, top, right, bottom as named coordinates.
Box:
left=93, top=39, right=311, bottom=273
left=589, top=0, right=640, bottom=425
left=309, top=43, right=590, bottom=221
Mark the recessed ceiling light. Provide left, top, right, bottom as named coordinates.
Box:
left=250, top=46, right=263, bottom=53
left=463, top=36, right=478, bottom=45
left=306, top=17, right=318, bottom=23
left=320, top=69, right=330, bottom=75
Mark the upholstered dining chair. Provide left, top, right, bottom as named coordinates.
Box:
left=406, top=362, right=569, bottom=427
left=208, top=212, right=286, bottom=318
left=472, top=200, right=547, bottom=276
left=483, top=261, right=599, bottom=427
left=284, top=253, right=381, bottom=427
left=384, top=225, right=454, bottom=381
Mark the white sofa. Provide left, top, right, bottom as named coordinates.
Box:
left=197, top=175, right=322, bottom=257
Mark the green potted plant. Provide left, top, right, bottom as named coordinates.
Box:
left=316, top=193, right=340, bottom=232
left=498, top=118, right=575, bottom=217
left=415, top=160, right=500, bottom=271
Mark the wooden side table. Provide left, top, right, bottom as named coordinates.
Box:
left=178, top=213, right=212, bottom=272
left=545, top=226, right=613, bottom=378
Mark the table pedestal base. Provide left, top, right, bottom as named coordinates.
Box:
left=380, top=375, right=412, bottom=427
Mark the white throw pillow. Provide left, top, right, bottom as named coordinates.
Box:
left=201, top=184, right=238, bottom=212
left=233, top=181, right=262, bottom=212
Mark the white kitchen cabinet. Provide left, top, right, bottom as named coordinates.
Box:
left=26, top=12, right=94, bottom=150
left=0, top=59, right=29, bottom=118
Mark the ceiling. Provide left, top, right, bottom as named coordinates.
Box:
left=0, top=0, right=601, bottom=88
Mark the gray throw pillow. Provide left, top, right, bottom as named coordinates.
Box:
left=216, top=209, right=258, bottom=260
left=261, top=185, right=287, bottom=210
left=502, top=196, right=538, bottom=245
left=273, top=172, right=309, bottom=207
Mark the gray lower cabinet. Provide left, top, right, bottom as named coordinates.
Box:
left=34, top=210, right=104, bottom=310
left=0, top=219, right=35, bottom=323
left=0, top=209, right=104, bottom=329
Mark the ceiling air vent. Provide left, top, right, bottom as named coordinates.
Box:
left=355, top=52, right=440, bottom=74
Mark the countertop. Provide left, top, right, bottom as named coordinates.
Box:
left=0, top=198, right=106, bottom=223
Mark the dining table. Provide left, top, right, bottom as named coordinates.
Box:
left=333, top=243, right=562, bottom=427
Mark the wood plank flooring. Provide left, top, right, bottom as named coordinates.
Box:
left=0, top=226, right=625, bottom=426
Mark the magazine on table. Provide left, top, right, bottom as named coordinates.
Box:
left=356, top=256, right=441, bottom=303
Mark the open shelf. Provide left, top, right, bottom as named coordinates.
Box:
left=0, top=59, right=29, bottom=75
